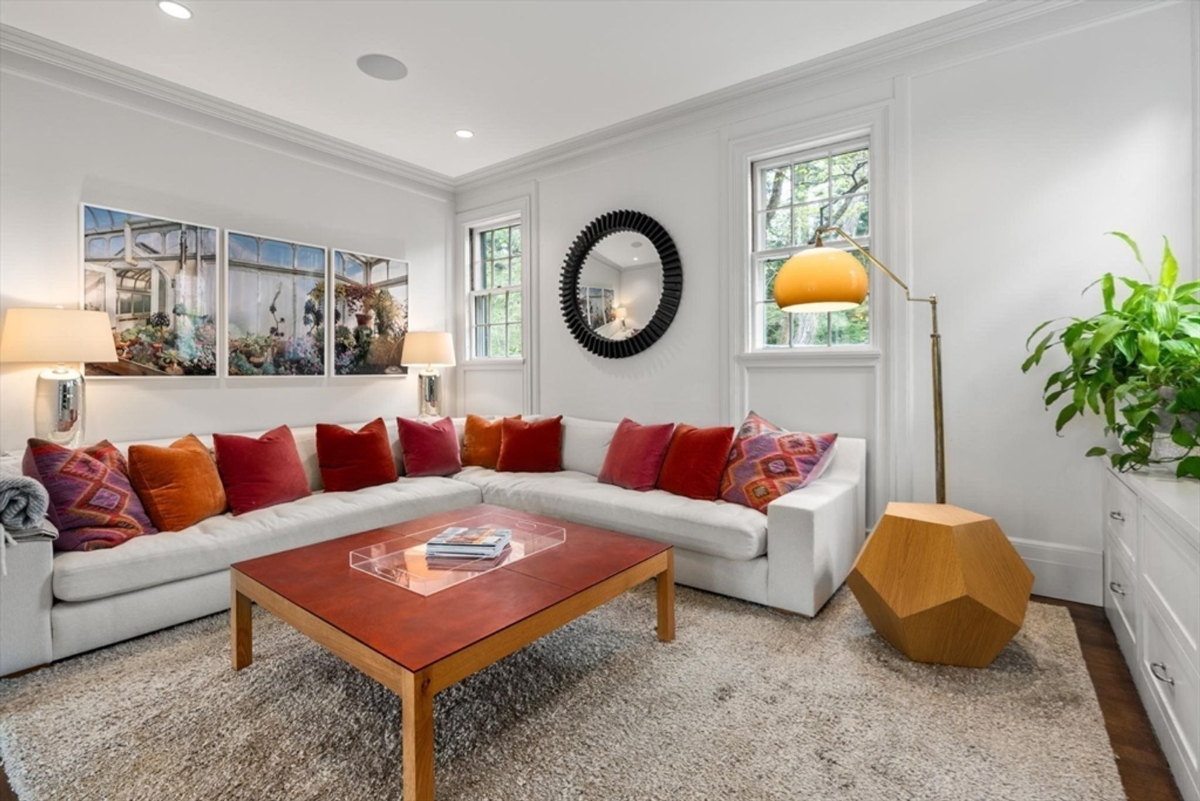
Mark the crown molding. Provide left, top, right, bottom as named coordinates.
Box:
left=0, top=24, right=455, bottom=197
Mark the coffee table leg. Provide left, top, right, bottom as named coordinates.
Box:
left=657, top=550, right=675, bottom=643
left=231, top=581, right=252, bottom=671
left=402, top=670, right=435, bottom=801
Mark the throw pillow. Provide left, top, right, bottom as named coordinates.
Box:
left=496, top=416, right=563, bottom=473
left=461, top=414, right=521, bottom=469
left=213, top=425, right=312, bottom=515
left=397, top=417, right=462, bottom=477
left=597, top=418, right=675, bottom=491
left=316, top=418, right=398, bottom=492
left=128, top=435, right=228, bottom=532
left=656, top=424, right=736, bottom=501
left=23, top=439, right=158, bottom=551
left=719, top=412, right=838, bottom=513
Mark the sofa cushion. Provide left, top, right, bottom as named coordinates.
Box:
left=398, top=417, right=462, bottom=477
left=453, top=467, right=766, bottom=561
left=52, top=477, right=481, bottom=603
left=214, top=426, right=312, bottom=515
left=461, top=414, right=520, bottom=469
left=597, top=418, right=674, bottom=491
left=497, top=417, right=562, bottom=473
left=720, top=412, right=838, bottom=513
left=316, top=419, right=398, bottom=492
left=656, top=424, right=735, bottom=501
left=561, top=417, right=617, bottom=476
left=24, top=439, right=158, bottom=552
left=128, top=435, right=228, bottom=532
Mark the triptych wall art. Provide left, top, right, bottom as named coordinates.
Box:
left=80, top=204, right=409, bottom=379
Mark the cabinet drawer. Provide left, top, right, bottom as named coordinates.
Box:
left=1141, top=600, right=1200, bottom=791
left=1104, top=472, right=1138, bottom=565
left=1141, top=506, right=1200, bottom=670
left=1104, top=538, right=1136, bottom=659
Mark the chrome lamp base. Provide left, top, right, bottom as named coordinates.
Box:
left=34, top=365, right=86, bottom=447
left=417, top=367, right=442, bottom=419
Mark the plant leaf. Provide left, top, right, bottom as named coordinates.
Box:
left=1085, top=446, right=1108, bottom=457
left=1101, top=272, right=1115, bottom=312
left=1055, top=403, right=1078, bottom=433
left=1108, top=231, right=1151, bottom=279
left=1137, top=330, right=1160, bottom=366
left=1159, top=236, right=1178, bottom=293
left=1089, top=317, right=1126, bottom=356
left=1170, top=424, right=1198, bottom=449
left=1025, top=319, right=1058, bottom=349
left=1022, top=332, right=1054, bottom=372
left=1177, top=456, right=1200, bottom=481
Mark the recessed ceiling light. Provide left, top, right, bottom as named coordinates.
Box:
left=157, top=1, right=192, bottom=19
left=455, top=130, right=475, bottom=139
left=630, top=241, right=643, bottom=248
left=357, top=54, right=408, bottom=81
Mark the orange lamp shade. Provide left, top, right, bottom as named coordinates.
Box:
left=773, top=247, right=868, bottom=313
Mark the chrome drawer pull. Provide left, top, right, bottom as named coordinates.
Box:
left=1109, top=511, right=1125, bottom=522
left=1108, top=581, right=1126, bottom=596
left=1150, top=662, right=1175, bottom=687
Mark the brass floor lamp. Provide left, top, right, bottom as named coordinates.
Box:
left=772, top=225, right=946, bottom=504
left=775, top=228, right=1034, bottom=668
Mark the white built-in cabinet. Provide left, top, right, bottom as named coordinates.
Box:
left=1103, top=468, right=1200, bottom=800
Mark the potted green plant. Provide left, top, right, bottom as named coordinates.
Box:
left=1023, top=233, right=1200, bottom=479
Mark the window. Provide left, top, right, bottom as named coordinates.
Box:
left=752, top=140, right=871, bottom=348
left=469, top=221, right=522, bottom=358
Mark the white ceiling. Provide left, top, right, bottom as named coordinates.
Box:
left=592, top=232, right=658, bottom=270
left=0, top=1, right=981, bottom=179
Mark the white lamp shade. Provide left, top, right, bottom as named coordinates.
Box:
left=613, top=307, right=628, bottom=319
left=0, top=308, right=118, bottom=364
left=400, top=331, right=455, bottom=367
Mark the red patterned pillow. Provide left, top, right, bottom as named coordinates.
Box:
left=23, top=439, right=158, bottom=551
left=718, top=412, right=837, bottom=513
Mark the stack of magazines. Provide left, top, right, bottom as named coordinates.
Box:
left=424, top=526, right=512, bottom=559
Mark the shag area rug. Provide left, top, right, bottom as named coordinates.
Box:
left=0, top=586, right=1124, bottom=801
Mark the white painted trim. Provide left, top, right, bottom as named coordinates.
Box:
left=453, top=197, right=536, bottom=415
left=1011, top=537, right=1103, bottom=606
left=453, top=2, right=1082, bottom=192
left=0, top=25, right=454, bottom=200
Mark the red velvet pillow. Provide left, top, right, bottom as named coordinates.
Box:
left=213, top=425, right=311, bottom=515
left=656, top=424, right=736, bottom=501
left=496, top=416, right=563, bottom=473
left=598, top=418, right=675, bottom=491
left=397, top=417, right=462, bottom=477
left=316, top=418, right=398, bottom=492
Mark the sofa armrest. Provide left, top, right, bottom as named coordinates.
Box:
left=1, top=537, right=54, bottom=675
left=765, top=438, right=867, bottom=616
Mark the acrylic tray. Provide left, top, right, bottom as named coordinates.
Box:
left=348, top=513, right=567, bottom=596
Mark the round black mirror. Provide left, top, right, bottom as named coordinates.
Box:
left=559, top=210, right=682, bottom=359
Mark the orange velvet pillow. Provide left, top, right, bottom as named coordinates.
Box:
left=128, top=435, right=228, bottom=532
left=461, top=414, right=521, bottom=469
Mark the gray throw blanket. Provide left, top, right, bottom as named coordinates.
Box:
left=0, top=475, right=49, bottom=532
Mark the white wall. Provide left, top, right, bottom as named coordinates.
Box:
left=578, top=253, right=620, bottom=290
left=620, top=262, right=662, bottom=331
left=0, top=72, right=453, bottom=451
left=457, top=1, right=1198, bottom=603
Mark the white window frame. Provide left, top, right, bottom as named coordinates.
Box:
left=467, top=217, right=524, bottom=361
left=750, top=136, right=873, bottom=350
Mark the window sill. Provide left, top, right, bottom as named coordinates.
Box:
left=460, top=358, right=525, bottom=369
left=738, top=347, right=881, bottom=367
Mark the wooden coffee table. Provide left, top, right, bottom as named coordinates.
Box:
left=229, top=504, right=674, bottom=801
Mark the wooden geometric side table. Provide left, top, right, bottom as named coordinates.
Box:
left=846, top=502, right=1034, bottom=668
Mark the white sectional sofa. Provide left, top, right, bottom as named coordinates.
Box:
left=0, top=416, right=866, bottom=676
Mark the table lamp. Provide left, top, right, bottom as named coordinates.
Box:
left=0, top=307, right=118, bottom=447
left=400, top=331, right=455, bottom=418
left=773, top=225, right=946, bottom=503
left=613, top=306, right=628, bottom=330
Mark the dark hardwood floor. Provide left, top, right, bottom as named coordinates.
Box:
left=1035, top=595, right=1183, bottom=801
left=0, top=597, right=1182, bottom=801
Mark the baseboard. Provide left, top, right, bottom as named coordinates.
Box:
left=1010, top=538, right=1103, bottom=606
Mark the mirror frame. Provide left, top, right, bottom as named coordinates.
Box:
left=558, top=210, right=682, bottom=359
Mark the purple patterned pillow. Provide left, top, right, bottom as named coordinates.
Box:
left=23, top=439, right=158, bottom=551
left=718, top=412, right=837, bottom=513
